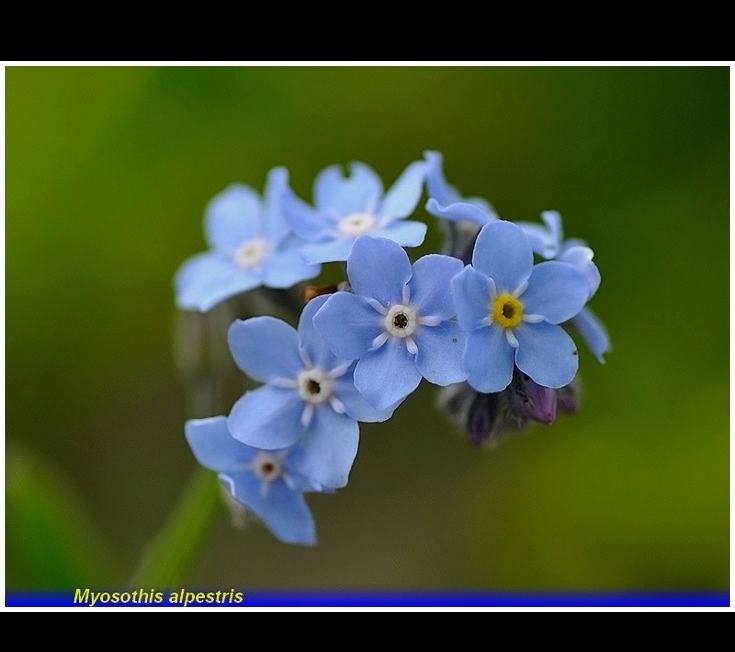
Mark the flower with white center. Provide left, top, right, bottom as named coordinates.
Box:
left=452, top=220, right=590, bottom=394
left=313, top=236, right=467, bottom=411
left=226, top=294, right=395, bottom=490
left=279, top=160, right=428, bottom=264
left=516, top=210, right=610, bottom=362
left=174, top=167, right=320, bottom=312
left=185, top=416, right=318, bottom=546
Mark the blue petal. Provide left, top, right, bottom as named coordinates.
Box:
left=313, top=292, right=381, bottom=360
left=414, top=321, right=467, bottom=385
left=299, top=238, right=355, bottom=264
left=261, top=166, right=292, bottom=245
left=572, top=307, right=610, bottom=363
left=315, top=162, right=383, bottom=214
left=521, top=261, right=589, bottom=324
left=559, top=245, right=601, bottom=298
left=347, top=236, right=412, bottom=307
left=377, top=160, right=426, bottom=219
left=260, top=242, right=321, bottom=289
left=174, top=252, right=260, bottom=312
left=225, top=471, right=316, bottom=546
left=228, top=317, right=303, bottom=382
left=451, top=265, right=493, bottom=332
left=376, top=220, right=427, bottom=248
left=472, top=220, right=533, bottom=292
left=514, top=321, right=579, bottom=389
left=354, top=340, right=421, bottom=410
left=424, top=150, right=462, bottom=206
left=425, top=198, right=493, bottom=226
left=185, top=416, right=256, bottom=473
left=228, top=385, right=303, bottom=449
left=333, top=370, right=397, bottom=422
left=541, top=211, right=564, bottom=249
left=464, top=326, right=515, bottom=393
left=299, top=408, right=359, bottom=489
left=516, top=222, right=557, bottom=259
left=204, top=184, right=261, bottom=253
left=280, top=189, right=329, bottom=242
left=408, top=254, right=464, bottom=320
left=297, top=295, right=337, bottom=369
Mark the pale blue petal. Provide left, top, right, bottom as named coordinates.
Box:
left=299, top=408, right=359, bottom=489
left=472, top=220, right=533, bottom=291
left=227, top=472, right=316, bottom=546
left=375, top=220, right=427, bottom=248
left=315, top=162, right=383, bottom=214
left=522, top=261, right=589, bottom=324
left=185, top=416, right=256, bottom=472
left=280, top=189, right=329, bottom=242
left=204, top=184, right=261, bottom=253
left=228, top=385, right=303, bottom=449
left=260, top=243, right=321, bottom=289
left=559, top=245, right=601, bottom=298
left=347, top=236, right=412, bottom=307
left=334, top=367, right=397, bottom=423
left=424, top=150, right=462, bottom=206
left=541, top=210, right=563, bottom=252
left=174, top=252, right=260, bottom=312
left=354, top=340, right=421, bottom=410
left=414, top=321, right=467, bottom=385
left=408, top=254, right=464, bottom=319
left=228, top=317, right=302, bottom=382
left=425, top=198, right=493, bottom=226
left=312, top=292, right=381, bottom=360
left=299, top=238, right=355, bottom=264
left=514, top=321, right=579, bottom=389
left=516, top=222, right=557, bottom=259
left=464, top=326, right=515, bottom=393
left=377, top=160, right=427, bottom=219
left=297, top=295, right=338, bottom=369
left=261, top=166, right=291, bottom=244
left=572, top=307, right=610, bottom=363
left=451, top=266, right=493, bottom=331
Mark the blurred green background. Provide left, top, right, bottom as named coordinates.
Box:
left=5, top=65, right=729, bottom=592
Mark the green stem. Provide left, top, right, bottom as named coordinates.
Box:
left=128, top=468, right=221, bottom=588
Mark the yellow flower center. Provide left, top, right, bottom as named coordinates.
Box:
left=491, top=293, right=523, bottom=329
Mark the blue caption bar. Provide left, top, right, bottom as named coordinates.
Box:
left=5, top=590, right=730, bottom=608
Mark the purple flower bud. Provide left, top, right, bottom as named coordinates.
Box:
left=511, top=372, right=557, bottom=425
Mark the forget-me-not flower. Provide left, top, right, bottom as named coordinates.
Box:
left=516, top=210, right=610, bottom=362
left=174, top=167, right=320, bottom=312
left=424, top=150, right=497, bottom=226
left=452, top=220, right=589, bottom=393
left=280, top=160, right=428, bottom=264
left=313, top=236, right=466, bottom=410
left=185, top=416, right=317, bottom=546
left=227, top=294, right=394, bottom=489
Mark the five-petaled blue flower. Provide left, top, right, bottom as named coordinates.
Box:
left=452, top=220, right=589, bottom=393
left=227, top=294, right=394, bottom=489
left=280, top=160, right=428, bottom=264
left=424, top=150, right=497, bottom=226
left=185, top=416, right=317, bottom=546
left=517, top=210, right=610, bottom=362
left=313, top=236, right=467, bottom=410
left=174, top=167, right=320, bottom=312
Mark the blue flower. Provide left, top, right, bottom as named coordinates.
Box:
left=185, top=416, right=317, bottom=546
left=226, top=294, right=394, bottom=489
left=174, top=167, right=320, bottom=312
left=424, top=150, right=497, bottom=226
left=313, top=236, right=467, bottom=410
left=517, top=210, right=611, bottom=362
left=452, top=220, right=590, bottom=393
left=280, top=160, right=428, bottom=264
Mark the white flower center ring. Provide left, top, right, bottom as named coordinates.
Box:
left=234, top=237, right=270, bottom=269
left=338, top=213, right=377, bottom=238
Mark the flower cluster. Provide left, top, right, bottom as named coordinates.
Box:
left=176, top=152, right=610, bottom=545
